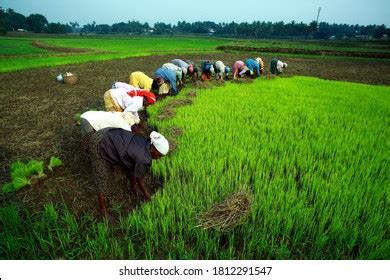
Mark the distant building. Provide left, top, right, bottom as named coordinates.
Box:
left=17, top=29, right=28, bottom=32
left=355, top=35, right=372, bottom=40
left=207, top=28, right=215, bottom=36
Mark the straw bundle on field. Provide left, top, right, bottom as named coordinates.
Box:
left=198, top=189, right=252, bottom=232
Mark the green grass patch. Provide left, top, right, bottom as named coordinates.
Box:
left=0, top=36, right=230, bottom=72
left=0, top=38, right=53, bottom=56
left=147, top=76, right=390, bottom=259
left=39, top=36, right=230, bottom=53
left=0, top=52, right=150, bottom=72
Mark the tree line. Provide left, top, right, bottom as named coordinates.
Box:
left=1, top=7, right=389, bottom=39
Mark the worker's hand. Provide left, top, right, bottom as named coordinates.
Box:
left=136, top=177, right=151, bottom=201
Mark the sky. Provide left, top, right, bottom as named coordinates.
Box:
left=2, top=0, right=389, bottom=26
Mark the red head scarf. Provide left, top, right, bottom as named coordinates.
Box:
left=127, top=89, right=156, bottom=105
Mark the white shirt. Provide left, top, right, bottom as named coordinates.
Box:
left=109, top=88, right=144, bottom=112
left=214, top=61, right=226, bottom=78
left=113, top=82, right=138, bottom=91
left=276, top=60, right=284, bottom=73
left=80, top=111, right=134, bottom=131
left=162, top=63, right=183, bottom=81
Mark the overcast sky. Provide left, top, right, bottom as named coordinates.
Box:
left=2, top=0, right=389, bottom=26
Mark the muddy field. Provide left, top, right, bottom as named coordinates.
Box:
left=1, top=52, right=389, bottom=218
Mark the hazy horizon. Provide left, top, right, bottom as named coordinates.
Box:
left=2, top=0, right=389, bottom=26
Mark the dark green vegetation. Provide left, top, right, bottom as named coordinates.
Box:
left=1, top=7, right=389, bottom=39
left=0, top=36, right=389, bottom=259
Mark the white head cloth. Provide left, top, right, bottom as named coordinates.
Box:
left=150, top=131, right=169, bottom=155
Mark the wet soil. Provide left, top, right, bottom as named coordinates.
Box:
left=0, top=52, right=389, bottom=219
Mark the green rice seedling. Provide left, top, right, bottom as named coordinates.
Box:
left=10, top=176, right=32, bottom=191
left=48, top=156, right=63, bottom=172
left=26, top=160, right=45, bottom=178
left=2, top=182, right=15, bottom=193
left=2, top=172, right=31, bottom=193
left=10, top=160, right=28, bottom=178
left=2, top=159, right=45, bottom=192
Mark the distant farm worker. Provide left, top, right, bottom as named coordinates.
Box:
left=162, top=63, right=184, bottom=87
left=256, top=57, right=265, bottom=75
left=201, top=60, right=215, bottom=81
left=245, top=58, right=261, bottom=77
left=85, top=128, right=169, bottom=220
left=184, top=60, right=200, bottom=80
left=103, top=87, right=156, bottom=120
left=154, top=67, right=178, bottom=95
left=213, top=60, right=231, bottom=80
left=128, top=71, right=154, bottom=91
left=270, top=58, right=288, bottom=75
left=80, top=111, right=142, bottom=150
left=171, top=59, right=194, bottom=79
left=233, top=60, right=246, bottom=79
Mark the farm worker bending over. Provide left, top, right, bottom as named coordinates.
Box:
left=185, top=60, right=200, bottom=80
left=85, top=128, right=169, bottom=220
left=162, top=63, right=184, bottom=86
left=213, top=61, right=231, bottom=80
left=270, top=58, right=288, bottom=75
left=171, top=59, right=194, bottom=78
left=80, top=111, right=142, bottom=151
left=256, top=57, right=265, bottom=75
left=246, top=58, right=261, bottom=77
left=81, top=111, right=139, bottom=133
left=104, top=87, right=156, bottom=113
left=155, top=67, right=178, bottom=95
left=233, top=60, right=246, bottom=79
left=201, top=60, right=215, bottom=81
left=128, top=71, right=154, bottom=91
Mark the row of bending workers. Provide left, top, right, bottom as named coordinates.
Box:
left=79, top=55, right=287, bottom=221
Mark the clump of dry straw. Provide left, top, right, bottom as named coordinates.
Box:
left=198, top=188, right=252, bottom=232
